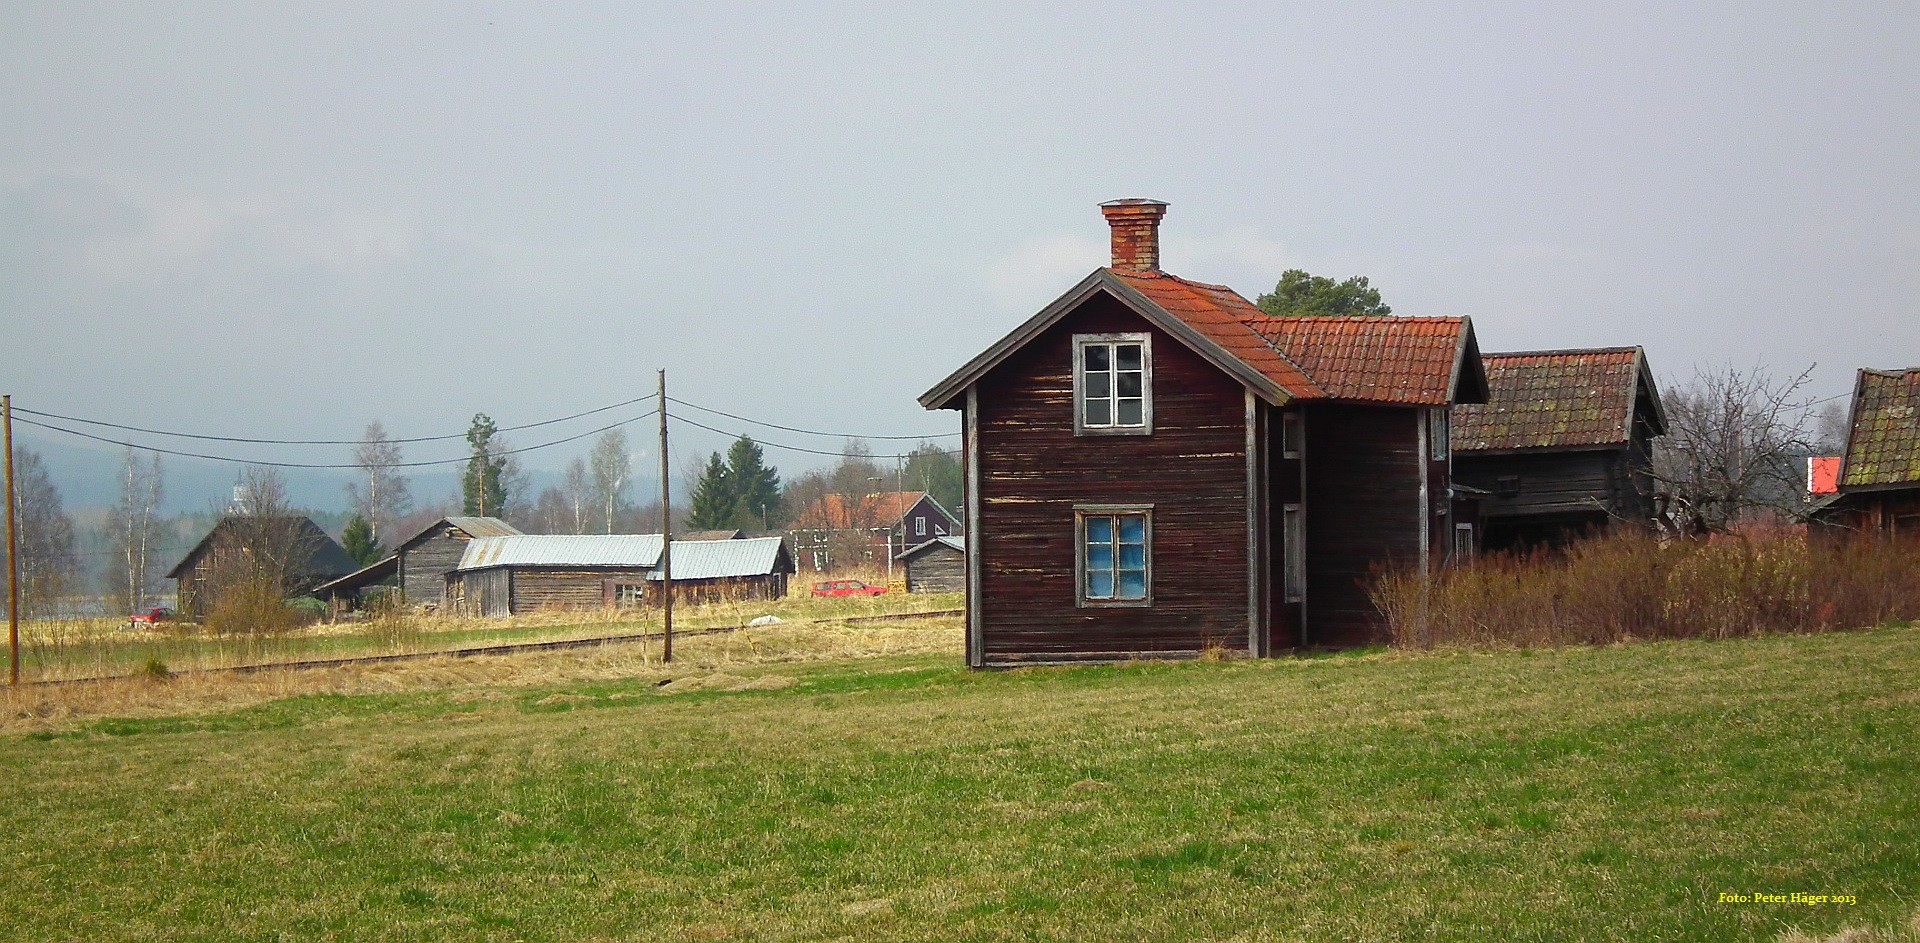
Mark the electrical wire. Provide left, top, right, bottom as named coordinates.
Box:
left=666, top=413, right=958, bottom=459
left=12, top=411, right=657, bottom=469
left=667, top=396, right=958, bottom=440
left=11, top=394, right=656, bottom=446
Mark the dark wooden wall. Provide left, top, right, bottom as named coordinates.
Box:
left=445, top=568, right=512, bottom=618
left=399, top=528, right=473, bottom=607
left=904, top=545, right=964, bottom=593
left=1302, top=403, right=1422, bottom=648
left=974, top=292, right=1252, bottom=663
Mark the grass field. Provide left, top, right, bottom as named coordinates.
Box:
left=3, top=622, right=1916, bottom=942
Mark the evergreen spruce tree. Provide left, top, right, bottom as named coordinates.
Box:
left=462, top=414, right=508, bottom=517
left=685, top=452, right=736, bottom=530
left=341, top=513, right=383, bottom=567
left=723, top=436, right=782, bottom=531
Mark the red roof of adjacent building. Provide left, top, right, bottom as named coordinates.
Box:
left=1808, top=456, right=1842, bottom=495
left=1249, top=314, right=1475, bottom=407
left=791, top=491, right=935, bottom=530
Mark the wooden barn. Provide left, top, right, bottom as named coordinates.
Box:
left=1451, top=348, right=1667, bottom=552
left=919, top=199, right=1488, bottom=665
left=443, top=534, right=793, bottom=617
left=1811, top=367, right=1920, bottom=537
left=896, top=536, right=964, bottom=593
left=313, top=516, right=522, bottom=609
left=167, top=516, right=358, bottom=619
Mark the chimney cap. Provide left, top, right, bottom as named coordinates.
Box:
left=1100, top=198, right=1169, bottom=209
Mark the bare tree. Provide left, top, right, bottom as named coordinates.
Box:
left=532, top=486, right=569, bottom=534
left=102, top=447, right=164, bottom=613
left=1813, top=400, right=1851, bottom=455
left=208, top=466, right=323, bottom=634
left=589, top=428, right=632, bottom=534
left=347, top=420, right=412, bottom=545
left=561, top=458, right=591, bottom=535
left=8, top=449, right=78, bottom=618
left=1651, top=365, right=1818, bottom=535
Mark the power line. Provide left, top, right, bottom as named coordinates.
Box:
left=13, top=411, right=657, bottom=469
left=11, top=394, right=657, bottom=446
left=666, top=413, right=959, bottom=459
left=667, top=397, right=958, bottom=440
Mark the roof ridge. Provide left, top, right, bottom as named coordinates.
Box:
left=1104, top=268, right=1240, bottom=294
left=1482, top=346, right=1642, bottom=359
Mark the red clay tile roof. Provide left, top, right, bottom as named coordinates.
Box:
left=1453, top=349, right=1645, bottom=451
left=1248, top=315, right=1473, bottom=407
left=1839, top=368, right=1920, bottom=488
left=1108, top=270, right=1475, bottom=406
left=791, top=491, right=930, bottom=530
left=1106, top=271, right=1324, bottom=399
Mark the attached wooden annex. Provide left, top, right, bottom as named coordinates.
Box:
left=1451, top=348, right=1667, bottom=551
left=1811, top=367, right=1920, bottom=537
left=920, top=200, right=1488, bottom=666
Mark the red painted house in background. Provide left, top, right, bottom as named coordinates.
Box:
left=920, top=200, right=1487, bottom=666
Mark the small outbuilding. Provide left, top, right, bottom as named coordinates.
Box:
left=896, top=536, right=965, bottom=593
left=312, top=516, right=522, bottom=610
left=443, top=534, right=793, bottom=618
left=1811, top=367, right=1920, bottom=538
left=168, top=516, right=358, bottom=619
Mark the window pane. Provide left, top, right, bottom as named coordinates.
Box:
left=1118, top=515, right=1146, bottom=543
left=1116, top=372, right=1141, bottom=397
left=1086, top=372, right=1111, bottom=398
left=1085, top=516, right=1112, bottom=543
left=1116, top=399, right=1142, bottom=425
left=1117, top=570, right=1146, bottom=599
left=1115, top=344, right=1142, bottom=370
left=1085, top=400, right=1111, bottom=426
left=1084, top=344, right=1110, bottom=371
left=1087, top=570, right=1115, bottom=598
left=1119, top=543, right=1145, bottom=569
left=1086, top=543, right=1113, bottom=572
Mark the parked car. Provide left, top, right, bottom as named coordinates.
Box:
left=127, top=606, right=176, bottom=629
left=811, top=579, right=887, bottom=598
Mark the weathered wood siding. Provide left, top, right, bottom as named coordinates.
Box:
left=904, top=544, right=964, bottom=593
left=447, top=567, right=787, bottom=615
left=445, top=568, right=512, bottom=618
left=399, top=529, right=473, bottom=607
left=1302, top=403, right=1422, bottom=648
left=508, top=567, right=654, bottom=612
left=974, top=292, right=1251, bottom=663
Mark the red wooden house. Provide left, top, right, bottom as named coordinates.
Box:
left=920, top=200, right=1487, bottom=666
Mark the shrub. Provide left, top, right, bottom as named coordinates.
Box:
left=1372, top=530, right=1920, bottom=648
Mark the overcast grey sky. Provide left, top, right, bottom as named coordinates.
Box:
left=4, top=2, right=1916, bottom=489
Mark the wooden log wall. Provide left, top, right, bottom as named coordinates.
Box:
left=1302, top=403, right=1421, bottom=648
left=904, top=545, right=965, bottom=593
left=974, top=293, right=1252, bottom=663
left=399, top=529, right=473, bottom=607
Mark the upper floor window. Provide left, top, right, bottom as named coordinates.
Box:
left=915, top=517, right=927, bottom=537
left=1074, top=334, right=1152, bottom=435
left=1428, top=408, right=1450, bottom=461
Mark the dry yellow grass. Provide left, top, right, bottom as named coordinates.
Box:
left=1, top=615, right=962, bottom=734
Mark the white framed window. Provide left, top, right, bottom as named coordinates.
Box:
left=611, top=583, right=647, bottom=608
left=915, top=517, right=927, bottom=537
left=1282, top=503, right=1305, bottom=602
left=1452, top=523, right=1475, bottom=565
left=1075, top=505, right=1152, bottom=606
left=1074, top=334, right=1152, bottom=435
left=1428, top=408, right=1450, bottom=461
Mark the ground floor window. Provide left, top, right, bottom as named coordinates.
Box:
left=1076, top=505, right=1151, bottom=606
left=1283, top=504, right=1305, bottom=602
left=1452, top=523, right=1476, bottom=565
left=609, top=582, right=647, bottom=608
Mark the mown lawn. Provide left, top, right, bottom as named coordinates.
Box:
left=3, top=625, right=1916, bottom=942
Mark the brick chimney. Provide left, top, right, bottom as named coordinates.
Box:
left=1100, top=199, right=1169, bottom=273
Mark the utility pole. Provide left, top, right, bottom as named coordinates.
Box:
left=657, top=370, right=673, bottom=663
left=5, top=395, right=18, bottom=687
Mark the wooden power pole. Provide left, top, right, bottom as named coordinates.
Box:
left=657, top=370, right=673, bottom=663
left=5, top=395, right=18, bottom=687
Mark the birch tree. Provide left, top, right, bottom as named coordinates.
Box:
left=347, top=420, right=411, bottom=545
left=103, top=447, right=164, bottom=613
left=589, top=428, right=632, bottom=534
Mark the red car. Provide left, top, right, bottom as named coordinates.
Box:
left=128, top=606, right=176, bottom=628
left=811, top=580, right=887, bottom=598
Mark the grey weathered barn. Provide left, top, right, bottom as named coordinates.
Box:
left=313, top=516, right=521, bottom=609
left=168, top=516, right=358, bottom=619
left=1451, top=348, right=1667, bottom=551
left=443, top=534, right=793, bottom=617
left=896, top=536, right=964, bottom=593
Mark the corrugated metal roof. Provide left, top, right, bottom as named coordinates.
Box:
left=1839, top=367, right=1920, bottom=488
left=444, top=516, right=523, bottom=538
left=456, top=534, right=663, bottom=571
left=648, top=537, right=791, bottom=580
